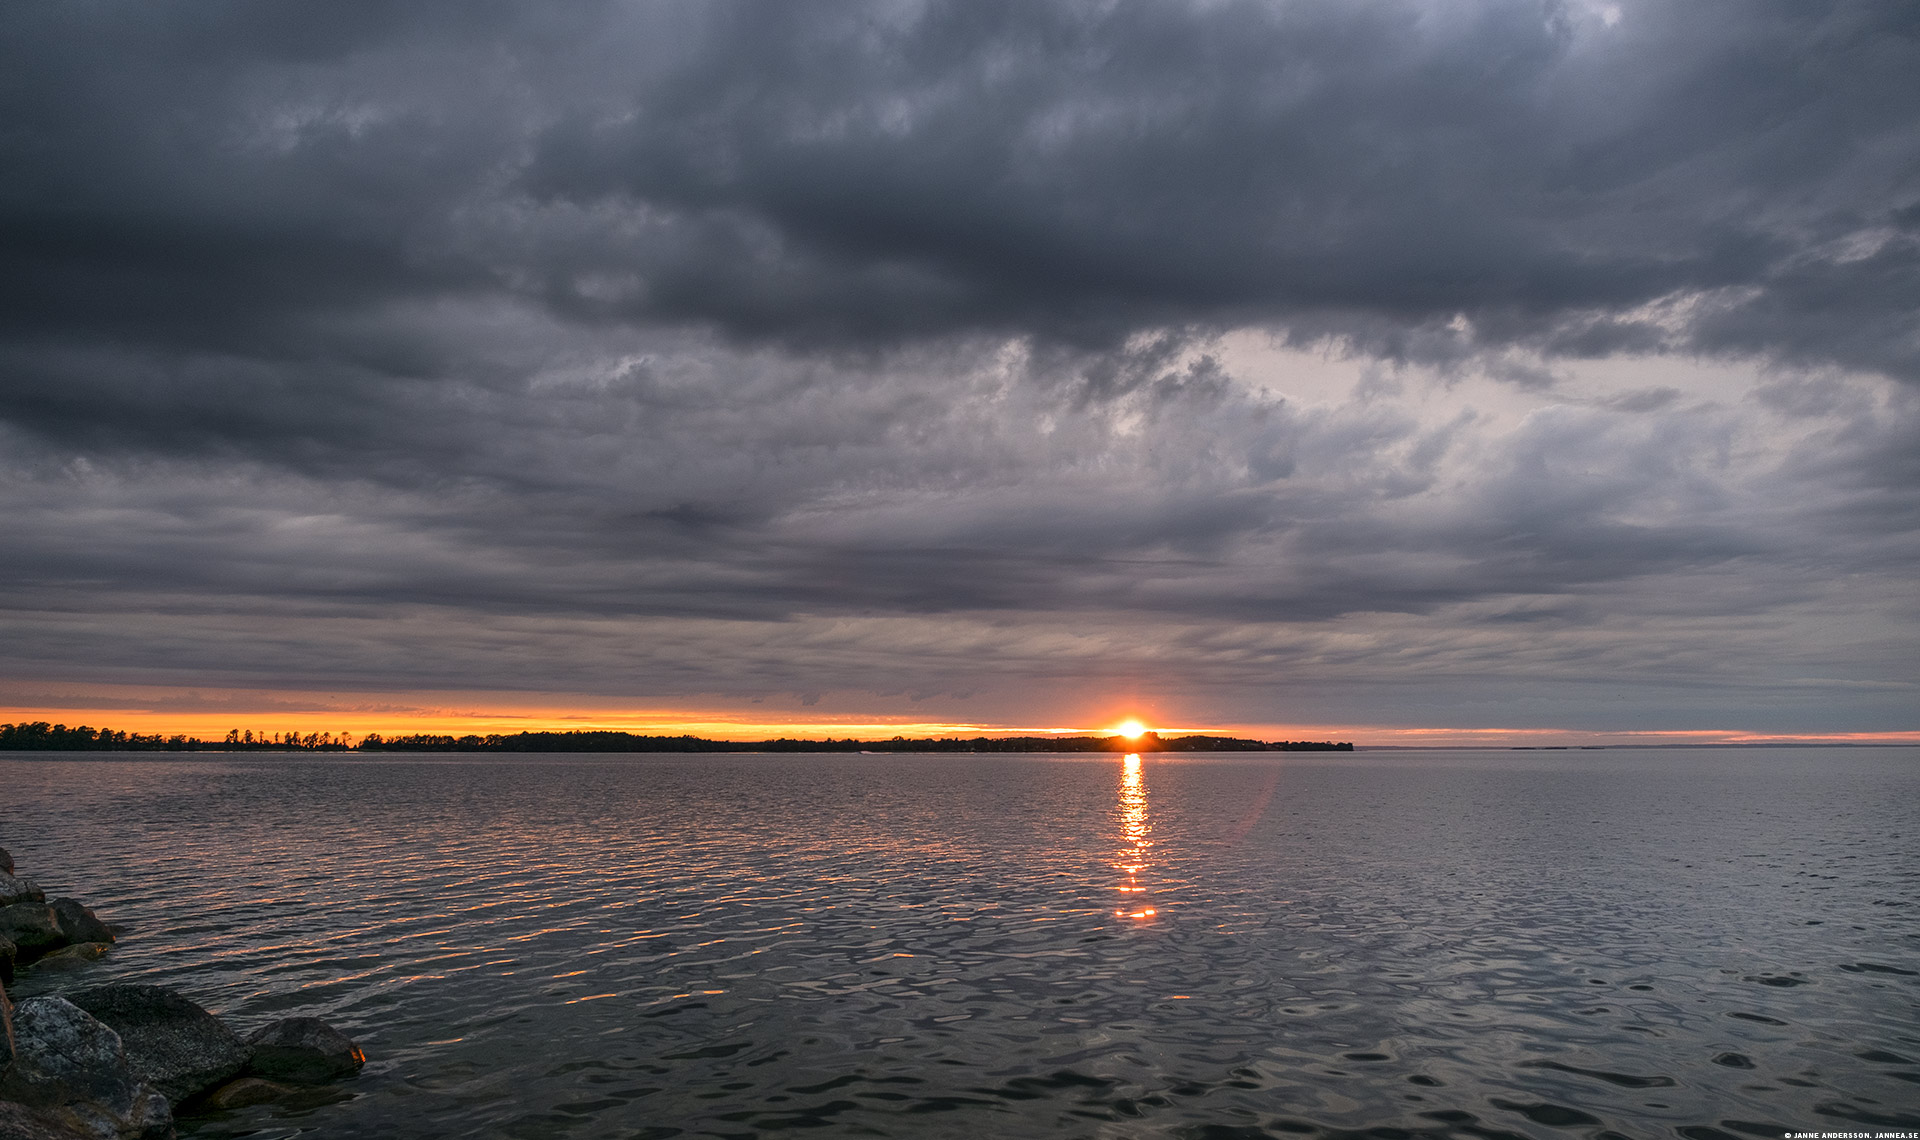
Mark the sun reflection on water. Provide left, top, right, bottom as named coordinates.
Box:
left=1114, top=753, right=1156, bottom=920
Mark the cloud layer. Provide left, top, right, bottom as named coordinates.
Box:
left=1, top=0, right=1915, bottom=733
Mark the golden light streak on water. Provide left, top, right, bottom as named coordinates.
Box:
left=1114, top=754, right=1156, bottom=920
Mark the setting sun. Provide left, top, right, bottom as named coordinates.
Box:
left=1115, top=718, right=1147, bottom=739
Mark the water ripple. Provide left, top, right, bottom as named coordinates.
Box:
left=3, top=748, right=1916, bottom=1138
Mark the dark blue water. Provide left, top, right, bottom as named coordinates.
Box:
left=4, top=747, right=1917, bottom=1138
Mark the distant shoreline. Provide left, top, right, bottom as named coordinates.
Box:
left=4, top=721, right=1903, bottom=753
left=0, top=722, right=1351, bottom=753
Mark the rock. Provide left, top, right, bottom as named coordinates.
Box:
left=0, top=874, right=44, bottom=907
left=0, top=996, right=173, bottom=1140
left=0, top=846, right=13, bottom=875
left=27, top=1099, right=169, bottom=1140
left=0, top=998, right=122, bottom=1106
left=0, top=1102, right=98, bottom=1140
left=63, top=986, right=248, bottom=1107
left=244, top=1018, right=365, bottom=1085
left=48, top=901, right=113, bottom=948
left=27, top=944, right=111, bottom=972
left=198, top=1076, right=296, bottom=1110
left=1, top=935, right=16, bottom=984
left=0, top=903, right=64, bottom=955
left=195, top=1075, right=350, bottom=1115
left=206, top=1067, right=357, bottom=1105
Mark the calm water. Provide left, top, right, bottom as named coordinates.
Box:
left=4, top=748, right=1917, bottom=1139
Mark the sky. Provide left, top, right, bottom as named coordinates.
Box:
left=1, top=0, right=1916, bottom=745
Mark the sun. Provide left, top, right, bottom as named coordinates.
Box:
left=1115, top=719, right=1147, bottom=739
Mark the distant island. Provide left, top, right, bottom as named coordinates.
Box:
left=0, top=721, right=1350, bottom=753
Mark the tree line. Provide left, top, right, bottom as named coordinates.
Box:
left=2, top=722, right=1351, bottom=752
left=0, top=722, right=354, bottom=751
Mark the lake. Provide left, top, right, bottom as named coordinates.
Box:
left=4, top=747, right=1917, bottom=1138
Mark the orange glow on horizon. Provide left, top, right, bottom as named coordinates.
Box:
left=0, top=684, right=1913, bottom=747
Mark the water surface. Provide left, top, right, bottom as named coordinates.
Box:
left=4, top=747, right=1917, bottom=1138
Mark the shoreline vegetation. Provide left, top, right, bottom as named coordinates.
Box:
left=0, top=721, right=1350, bottom=753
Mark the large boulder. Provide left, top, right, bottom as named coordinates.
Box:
left=0, top=847, right=14, bottom=875
left=63, top=986, right=247, bottom=1106
left=47, top=902, right=112, bottom=948
left=0, top=875, right=43, bottom=907
left=243, top=1018, right=365, bottom=1085
left=0, top=996, right=173, bottom=1140
left=0, top=904, right=63, bottom=955
left=1, top=935, right=16, bottom=985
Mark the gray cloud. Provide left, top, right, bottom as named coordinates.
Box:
left=6, top=1, right=1917, bottom=372
left=0, top=0, right=1914, bottom=733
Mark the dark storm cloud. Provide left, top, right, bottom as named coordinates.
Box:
left=3, top=1, right=1916, bottom=379
left=0, top=0, right=1915, bottom=728
left=515, top=1, right=1918, bottom=358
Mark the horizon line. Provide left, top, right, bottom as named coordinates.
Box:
left=2, top=711, right=1915, bottom=750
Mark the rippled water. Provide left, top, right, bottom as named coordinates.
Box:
left=4, top=747, right=1918, bottom=1138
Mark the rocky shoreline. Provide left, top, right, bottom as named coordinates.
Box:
left=0, top=847, right=364, bottom=1140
